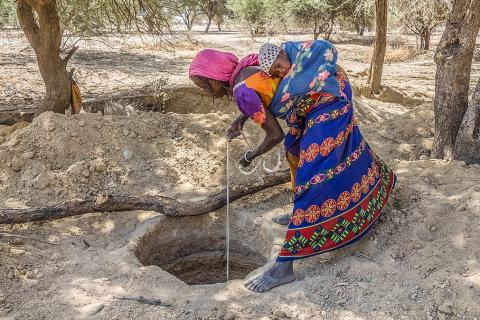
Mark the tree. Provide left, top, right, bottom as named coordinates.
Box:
left=432, top=0, right=480, bottom=162
left=199, top=0, right=227, bottom=33
left=368, top=0, right=387, bottom=94
left=14, top=0, right=173, bottom=116
left=229, top=0, right=267, bottom=36
left=454, top=79, right=480, bottom=163
left=289, top=0, right=329, bottom=40
left=392, top=0, right=449, bottom=50
left=337, top=0, right=375, bottom=36
left=0, top=0, right=16, bottom=28
left=17, top=0, right=74, bottom=115
left=288, top=0, right=351, bottom=40
left=214, top=0, right=230, bottom=31
left=172, top=0, right=199, bottom=31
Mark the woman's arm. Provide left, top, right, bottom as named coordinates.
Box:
left=239, top=108, right=284, bottom=167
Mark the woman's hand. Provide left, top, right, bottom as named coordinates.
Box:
left=227, top=115, right=248, bottom=140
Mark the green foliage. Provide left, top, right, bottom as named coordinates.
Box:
left=228, top=0, right=376, bottom=39
left=336, top=0, right=375, bottom=35
left=0, top=0, right=16, bottom=27
left=197, top=0, right=229, bottom=32
left=55, top=0, right=174, bottom=36
left=392, top=0, right=449, bottom=35
left=392, top=0, right=449, bottom=49
left=170, top=0, right=200, bottom=31
left=288, top=0, right=364, bottom=39
left=288, top=0, right=329, bottom=23
left=229, top=0, right=267, bottom=35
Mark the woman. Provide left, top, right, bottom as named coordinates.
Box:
left=239, top=41, right=397, bottom=293
left=189, top=48, right=288, bottom=173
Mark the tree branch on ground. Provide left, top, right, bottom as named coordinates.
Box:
left=0, top=170, right=291, bottom=224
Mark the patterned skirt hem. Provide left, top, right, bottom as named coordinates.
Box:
left=277, top=161, right=396, bottom=262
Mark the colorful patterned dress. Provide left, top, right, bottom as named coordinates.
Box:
left=277, top=68, right=396, bottom=261
left=234, top=45, right=396, bottom=261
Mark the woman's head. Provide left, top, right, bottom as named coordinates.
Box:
left=259, top=43, right=291, bottom=78
left=189, top=49, right=239, bottom=98
left=190, top=75, right=229, bottom=98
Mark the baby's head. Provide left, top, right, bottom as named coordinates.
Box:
left=259, top=43, right=291, bottom=78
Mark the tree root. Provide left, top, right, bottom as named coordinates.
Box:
left=0, top=170, right=291, bottom=224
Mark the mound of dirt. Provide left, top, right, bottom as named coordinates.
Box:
left=352, top=84, right=429, bottom=107
left=0, top=110, right=285, bottom=211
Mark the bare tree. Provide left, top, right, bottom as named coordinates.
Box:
left=368, top=0, right=387, bottom=93
left=432, top=0, right=480, bottom=162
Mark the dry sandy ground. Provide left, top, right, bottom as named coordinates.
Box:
left=0, top=29, right=480, bottom=320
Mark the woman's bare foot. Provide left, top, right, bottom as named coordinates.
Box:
left=244, top=260, right=295, bottom=293
left=272, top=213, right=292, bottom=226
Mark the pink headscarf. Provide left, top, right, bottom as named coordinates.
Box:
left=189, top=49, right=259, bottom=88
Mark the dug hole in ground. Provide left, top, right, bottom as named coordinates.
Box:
left=0, top=30, right=480, bottom=320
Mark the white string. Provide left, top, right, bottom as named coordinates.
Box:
left=238, top=131, right=282, bottom=176
left=238, top=160, right=262, bottom=175
left=226, top=139, right=230, bottom=282
left=262, top=149, right=282, bottom=173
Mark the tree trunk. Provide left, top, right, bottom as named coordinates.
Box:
left=369, top=0, right=388, bottom=94
left=324, top=14, right=335, bottom=40
left=454, top=79, right=480, bottom=163
left=313, top=19, right=320, bottom=40
left=17, top=0, right=72, bottom=116
left=187, top=14, right=195, bottom=31
left=183, top=12, right=195, bottom=31
left=419, top=28, right=432, bottom=51
left=114, top=9, right=122, bottom=33
left=355, top=22, right=361, bottom=35
left=359, top=25, right=366, bottom=36
left=432, top=0, right=480, bottom=159
left=423, top=29, right=431, bottom=50
left=205, top=16, right=212, bottom=33
left=419, top=34, right=425, bottom=50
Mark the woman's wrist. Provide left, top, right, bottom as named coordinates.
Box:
left=244, top=150, right=255, bottom=162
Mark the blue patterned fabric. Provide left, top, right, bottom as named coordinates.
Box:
left=270, top=40, right=347, bottom=118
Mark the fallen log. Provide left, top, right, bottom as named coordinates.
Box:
left=0, top=170, right=291, bottom=224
